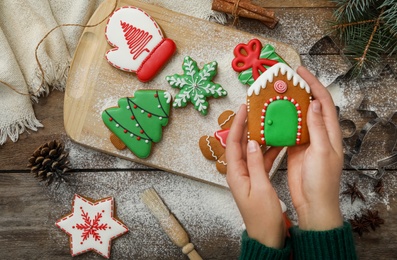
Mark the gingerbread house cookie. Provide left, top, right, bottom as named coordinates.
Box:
left=247, top=63, right=312, bottom=146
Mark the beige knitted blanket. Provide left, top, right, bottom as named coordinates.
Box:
left=0, top=0, right=225, bottom=145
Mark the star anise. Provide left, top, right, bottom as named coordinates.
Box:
left=349, top=214, right=370, bottom=237
left=362, top=209, right=385, bottom=231
left=373, top=179, right=384, bottom=195
left=342, top=182, right=366, bottom=204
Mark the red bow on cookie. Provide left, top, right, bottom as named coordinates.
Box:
left=232, top=39, right=278, bottom=80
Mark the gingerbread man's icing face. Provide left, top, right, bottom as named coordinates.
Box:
left=247, top=63, right=312, bottom=146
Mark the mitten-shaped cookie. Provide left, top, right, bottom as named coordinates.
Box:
left=105, top=6, right=176, bottom=82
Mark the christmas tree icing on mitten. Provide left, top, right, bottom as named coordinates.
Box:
left=105, top=6, right=176, bottom=82
left=102, top=90, right=171, bottom=159
left=166, top=56, right=227, bottom=116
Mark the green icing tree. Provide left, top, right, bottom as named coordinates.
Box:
left=102, top=90, right=171, bottom=159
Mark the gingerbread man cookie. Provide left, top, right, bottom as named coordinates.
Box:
left=247, top=63, right=312, bottom=146
left=105, top=6, right=176, bottom=82
left=199, top=110, right=236, bottom=174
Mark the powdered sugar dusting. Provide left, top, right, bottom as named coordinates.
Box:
left=54, top=2, right=397, bottom=258
left=140, top=0, right=227, bottom=22
left=47, top=139, right=397, bottom=259
left=271, top=169, right=396, bottom=226
left=46, top=145, right=243, bottom=258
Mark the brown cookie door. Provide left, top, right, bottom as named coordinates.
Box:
left=264, top=100, right=298, bottom=146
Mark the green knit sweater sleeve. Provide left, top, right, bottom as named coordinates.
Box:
left=239, top=230, right=291, bottom=260
left=289, top=221, right=357, bottom=260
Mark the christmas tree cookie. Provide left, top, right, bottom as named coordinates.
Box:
left=102, top=90, right=171, bottom=158
left=56, top=194, right=128, bottom=258
left=105, top=6, right=176, bottom=82
left=166, top=56, right=228, bottom=116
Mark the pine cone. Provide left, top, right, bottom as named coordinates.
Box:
left=27, top=139, right=70, bottom=186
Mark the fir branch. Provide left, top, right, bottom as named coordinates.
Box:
left=355, top=8, right=384, bottom=73
left=329, top=0, right=397, bottom=77
left=331, top=19, right=377, bottom=30
left=380, top=0, right=397, bottom=54
left=333, top=0, right=377, bottom=22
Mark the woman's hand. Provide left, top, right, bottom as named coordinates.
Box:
left=287, top=66, right=344, bottom=231
left=226, top=105, right=286, bottom=248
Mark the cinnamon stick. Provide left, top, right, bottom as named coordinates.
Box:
left=212, top=0, right=278, bottom=28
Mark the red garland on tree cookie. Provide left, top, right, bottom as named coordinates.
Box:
left=56, top=194, right=128, bottom=258
left=102, top=90, right=172, bottom=159
left=105, top=6, right=176, bottom=82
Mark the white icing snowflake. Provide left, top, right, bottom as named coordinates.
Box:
left=166, top=56, right=227, bottom=116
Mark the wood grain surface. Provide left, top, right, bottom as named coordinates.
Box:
left=254, top=0, right=335, bottom=8
left=1, top=1, right=397, bottom=259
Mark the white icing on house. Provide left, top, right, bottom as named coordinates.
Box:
left=247, top=63, right=311, bottom=96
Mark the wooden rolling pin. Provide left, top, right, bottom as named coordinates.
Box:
left=141, top=188, right=203, bottom=260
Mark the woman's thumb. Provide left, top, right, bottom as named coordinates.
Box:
left=307, top=100, right=329, bottom=146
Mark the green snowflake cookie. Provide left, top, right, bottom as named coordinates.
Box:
left=166, top=56, right=227, bottom=116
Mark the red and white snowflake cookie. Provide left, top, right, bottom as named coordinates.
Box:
left=105, top=6, right=176, bottom=82
left=56, top=194, right=128, bottom=258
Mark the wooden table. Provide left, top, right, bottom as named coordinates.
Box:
left=1, top=1, right=397, bottom=259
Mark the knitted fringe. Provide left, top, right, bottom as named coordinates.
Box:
left=207, top=11, right=229, bottom=24
left=0, top=113, right=43, bottom=145
left=0, top=61, right=68, bottom=145
left=29, top=61, right=69, bottom=100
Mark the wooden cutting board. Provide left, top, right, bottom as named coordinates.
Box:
left=64, top=0, right=301, bottom=187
